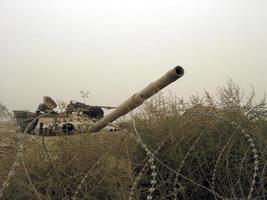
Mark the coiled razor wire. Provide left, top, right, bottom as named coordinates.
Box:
left=124, top=111, right=260, bottom=200
left=0, top=114, right=42, bottom=199
left=0, top=112, right=54, bottom=199
left=118, top=116, right=224, bottom=200
left=132, top=118, right=157, bottom=200
left=0, top=110, right=262, bottom=200
left=193, top=112, right=259, bottom=200
left=173, top=130, right=205, bottom=200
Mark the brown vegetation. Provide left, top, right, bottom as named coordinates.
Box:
left=0, top=81, right=267, bottom=199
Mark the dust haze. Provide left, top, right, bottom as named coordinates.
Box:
left=0, top=0, right=266, bottom=111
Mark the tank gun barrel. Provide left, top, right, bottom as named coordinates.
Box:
left=89, top=66, right=184, bottom=132
left=94, top=106, right=117, bottom=109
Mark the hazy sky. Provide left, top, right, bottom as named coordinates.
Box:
left=0, top=0, right=267, bottom=111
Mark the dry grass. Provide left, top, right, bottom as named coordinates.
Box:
left=1, top=81, right=267, bottom=199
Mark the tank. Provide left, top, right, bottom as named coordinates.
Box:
left=13, top=66, right=184, bottom=136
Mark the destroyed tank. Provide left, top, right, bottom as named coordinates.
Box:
left=13, top=66, right=184, bottom=136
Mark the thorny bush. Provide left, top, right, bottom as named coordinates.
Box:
left=0, top=80, right=267, bottom=199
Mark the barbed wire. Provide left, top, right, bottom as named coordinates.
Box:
left=0, top=109, right=264, bottom=200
